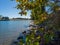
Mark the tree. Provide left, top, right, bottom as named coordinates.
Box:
left=16, top=0, right=49, bottom=24
left=15, top=0, right=60, bottom=45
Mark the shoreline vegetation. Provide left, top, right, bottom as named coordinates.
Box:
left=14, top=1, right=60, bottom=44
left=11, top=21, right=60, bottom=45
left=0, top=17, right=31, bottom=21
left=10, top=18, right=31, bottom=21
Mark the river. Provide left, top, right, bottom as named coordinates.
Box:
left=0, top=20, right=31, bottom=45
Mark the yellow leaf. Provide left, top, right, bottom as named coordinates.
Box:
left=37, top=36, right=41, bottom=39
left=23, top=0, right=28, bottom=2
left=40, top=0, right=42, bottom=2
left=16, top=0, right=19, bottom=2
left=41, top=28, right=44, bottom=30
left=44, top=16, right=47, bottom=20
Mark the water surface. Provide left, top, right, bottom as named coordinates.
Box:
left=0, top=20, right=31, bottom=45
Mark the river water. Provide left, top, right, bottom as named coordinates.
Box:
left=0, top=20, right=31, bottom=45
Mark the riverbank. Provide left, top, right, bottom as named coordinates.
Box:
left=11, top=21, right=60, bottom=45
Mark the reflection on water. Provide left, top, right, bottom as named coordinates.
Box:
left=0, top=20, right=31, bottom=45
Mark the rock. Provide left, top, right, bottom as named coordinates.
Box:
left=17, top=36, right=23, bottom=40
left=11, top=40, right=19, bottom=45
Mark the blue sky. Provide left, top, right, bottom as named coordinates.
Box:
left=0, top=0, right=55, bottom=18
left=0, top=0, right=31, bottom=18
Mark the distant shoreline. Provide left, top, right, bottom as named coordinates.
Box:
left=0, top=18, right=31, bottom=21
left=0, top=19, right=31, bottom=21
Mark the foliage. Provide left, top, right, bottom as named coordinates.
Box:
left=16, top=0, right=49, bottom=24
left=14, top=0, right=60, bottom=45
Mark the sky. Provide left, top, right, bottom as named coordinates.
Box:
left=0, top=0, right=31, bottom=18
left=0, top=0, right=56, bottom=18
